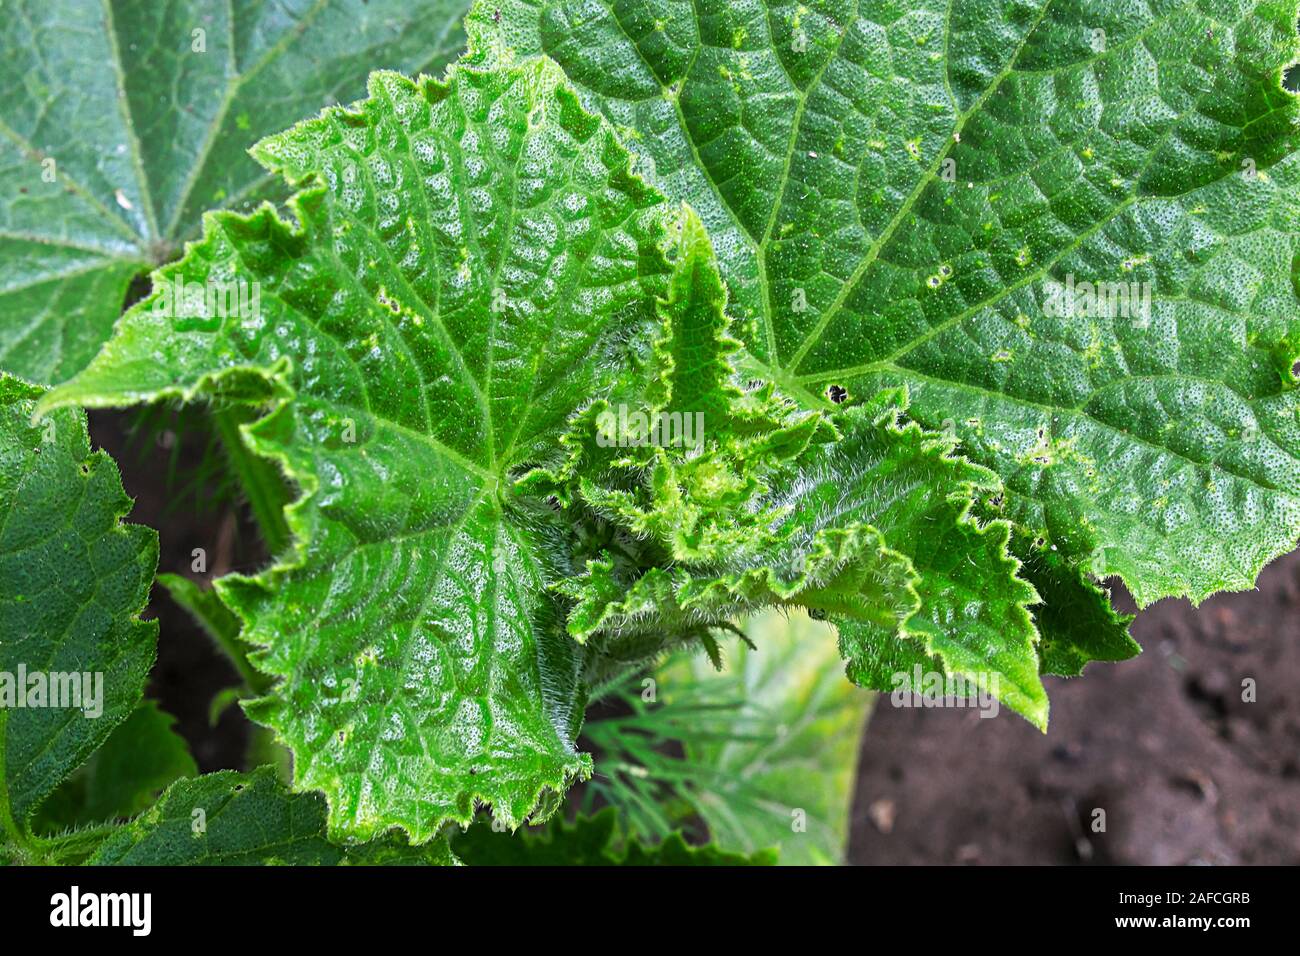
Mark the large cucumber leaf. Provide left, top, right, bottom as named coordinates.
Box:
left=40, top=57, right=696, bottom=841
left=468, top=0, right=1300, bottom=608
left=0, top=0, right=471, bottom=385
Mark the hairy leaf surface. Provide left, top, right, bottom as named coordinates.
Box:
left=0, top=0, right=470, bottom=384
left=0, top=374, right=157, bottom=851
left=34, top=700, right=197, bottom=833
left=541, top=212, right=1045, bottom=722
left=469, top=0, right=1300, bottom=607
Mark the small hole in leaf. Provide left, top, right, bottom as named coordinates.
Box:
left=78, top=463, right=90, bottom=476
left=827, top=384, right=848, bottom=404
left=809, top=608, right=828, bottom=621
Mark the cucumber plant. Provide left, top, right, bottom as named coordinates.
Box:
left=2, top=0, right=1299, bottom=865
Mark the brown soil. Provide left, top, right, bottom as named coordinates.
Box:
left=849, top=552, right=1300, bottom=864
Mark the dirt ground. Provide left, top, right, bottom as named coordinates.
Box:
left=849, top=552, right=1300, bottom=864
left=92, top=409, right=1300, bottom=865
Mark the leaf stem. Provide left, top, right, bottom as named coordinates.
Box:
left=158, top=574, right=269, bottom=695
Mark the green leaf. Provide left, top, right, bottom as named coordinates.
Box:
left=34, top=700, right=197, bottom=834
left=451, top=806, right=774, bottom=865
left=40, top=57, right=697, bottom=841
left=563, top=388, right=1046, bottom=724
left=660, top=610, right=871, bottom=864
left=783, top=420, right=1041, bottom=724
left=0, top=0, right=471, bottom=385
left=777, top=396, right=1046, bottom=725
left=0, top=374, right=158, bottom=854
left=1013, top=533, right=1139, bottom=678
left=469, top=0, right=1300, bottom=607
left=584, top=608, right=870, bottom=865
left=87, top=767, right=457, bottom=865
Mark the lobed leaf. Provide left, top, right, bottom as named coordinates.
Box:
left=468, top=0, right=1300, bottom=608
left=41, top=57, right=697, bottom=840
left=0, top=0, right=471, bottom=385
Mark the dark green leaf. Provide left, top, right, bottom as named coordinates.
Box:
left=0, top=0, right=471, bottom=384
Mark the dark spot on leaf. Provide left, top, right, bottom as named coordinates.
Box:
left=809, top=608, right=828, bottom=621
left=827, top=384, right=848, bottom=404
